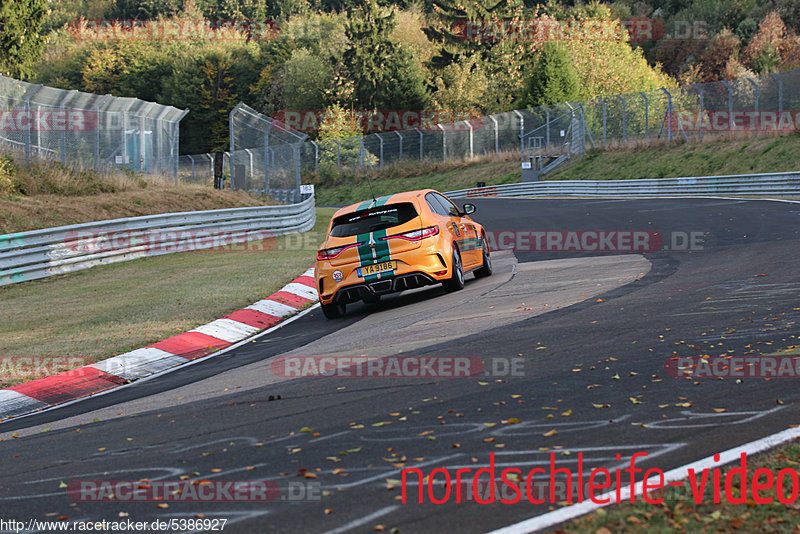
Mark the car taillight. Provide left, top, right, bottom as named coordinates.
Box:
left=383, top=225, right=439, bottom=242
left=316, top=242, right=362, bottom=260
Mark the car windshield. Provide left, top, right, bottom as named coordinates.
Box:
left=330, top=203, right=418, bottom=237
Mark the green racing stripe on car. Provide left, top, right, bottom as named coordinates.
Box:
left=356, top=195, right=394, bottom=282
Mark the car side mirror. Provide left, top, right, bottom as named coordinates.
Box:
left=462, top=203, right=476, bottom=215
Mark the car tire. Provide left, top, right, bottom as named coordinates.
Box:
left=442, top=246, right=465, bottom=292
left=362, top=293, right=381, bottom=305
left=473, top=235, right=493, bottom=278
left=321, top=301, right=346, bottom=319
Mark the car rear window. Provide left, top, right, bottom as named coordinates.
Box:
left=330, top=203, right=418, bottom=237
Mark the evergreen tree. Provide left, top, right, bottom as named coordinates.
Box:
left=341, top=0, right=428, bottom=110
left=0, top=0, right=47, bottom=79
left=521, top=42, right=579, bottom=107
left=423, top=0, right=517, bottom=68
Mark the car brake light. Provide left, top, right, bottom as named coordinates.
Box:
left=316, top=242, right=363, bottom=260
left=383, top=225, right=439, bottom=242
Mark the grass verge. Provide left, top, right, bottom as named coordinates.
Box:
left=561, top=438, right=800, bottom=533
left=0, top=207, right=335, bottom=387
left=0, top=154, right=271, bottom=234
left=310, top=152, right=520, bottom=205
left=550, top=132, right=800, bottom=181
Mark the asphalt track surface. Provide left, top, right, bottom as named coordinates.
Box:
left=1, top=198, right=799, bottom=533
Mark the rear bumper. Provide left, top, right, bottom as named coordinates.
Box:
left=328, top=272, right=439, bottom=304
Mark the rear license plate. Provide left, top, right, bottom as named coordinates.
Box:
left=358, top=260, right=397, bottom=277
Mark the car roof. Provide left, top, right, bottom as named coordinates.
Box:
left=331, top=189, right=440, bottom=219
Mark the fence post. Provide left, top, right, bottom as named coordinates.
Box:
left=335, top=139, right=341, bottom=170
left=639, top=91, right=649, bottom=138
left=546, top=109, right=550, bottom=149
left=748, top=78, right=759, bottom=131
left=22, top=85, right=44, bottom=164
left=578, top=103, right=594, bottom=149
left=601, top=98, right=607, bottom=147
left=770, top=73, right=783, bottom=117
left=660, top=87, right=673, bottom=142
left=378, top=133, right=384, bottom=169
left=310, top=140, right=319, bottom=172
left=94, top=95, right=109, bottom=171
left=691, top=83, right=704, bottom=140
left=174, top=109, right=188, bottom=181
left=721, top=80, right=733, bottom=128
left=395, top=130, right=403, bottom=160
left=188, top=154, right=194, bottom=181
left=294, top=143, right=302, bottom=191
left=263, top=124, right=274, bottom=192
left=437, top=124, right=446, bottom=161
left=616, top=95, right=627, bottom=144
left=415, top=128, right=423, bottom=161
left=464, top=120, right=473, bottom=158
left=488, top=115, right=499, bottom=153
left=513, top=110, right=524, bottom=163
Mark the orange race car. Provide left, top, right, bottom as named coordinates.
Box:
left=315, top=189, right=492, bottom=318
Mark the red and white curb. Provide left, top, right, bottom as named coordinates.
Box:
left=0, top=266, right=318, bottom=422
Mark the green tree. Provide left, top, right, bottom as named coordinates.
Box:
left=521, top=42, right=579, bottom=107
left=0, top=0, right=47, bottom=79
left=282, top=48, right=331, bottom=110
left=341, top=0, right=429, bottom=110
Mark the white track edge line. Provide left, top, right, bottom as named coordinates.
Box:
left=486, top=425, right=800, bottom=534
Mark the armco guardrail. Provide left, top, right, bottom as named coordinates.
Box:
left=445, top=172, right=800, bottom=199
left=0, top=195, right=315, bottom=287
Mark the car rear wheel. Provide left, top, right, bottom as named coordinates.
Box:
left=321, top=301, right=346, bottom=319
left=473, top=236, right=493, bottom=278
left=442, top=246, right=465, bottom=292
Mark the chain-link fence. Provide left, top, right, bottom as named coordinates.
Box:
left=178, top=152, right=231, bottom=186
left=228, top=102, right=307, bottom=202
left=522, top=69, right=800, bottom=172
left=228, top=69, right=800, bottom=191
left=0, top=76, right=187, bottom=179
